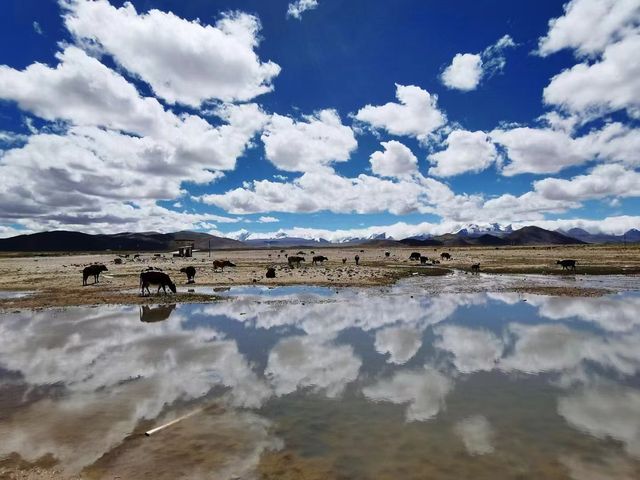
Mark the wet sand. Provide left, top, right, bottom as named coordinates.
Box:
left=0, top=244, right=639, bottom=309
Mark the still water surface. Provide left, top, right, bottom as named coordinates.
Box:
left=1, top=285, right=640, bottom=479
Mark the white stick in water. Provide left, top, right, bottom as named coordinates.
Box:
left=145, top=408, right=202, bottom=436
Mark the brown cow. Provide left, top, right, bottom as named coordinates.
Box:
left=213, top=260, right=236, bottom=272
left=471, top=263, right=480, bottom=273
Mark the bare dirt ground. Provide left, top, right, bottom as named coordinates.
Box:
left=0, top=244, right=639, bottom=309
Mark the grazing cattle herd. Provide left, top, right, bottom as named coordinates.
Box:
left=79, top=248, right=582, bottom=296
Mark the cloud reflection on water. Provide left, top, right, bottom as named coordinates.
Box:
left=0, top=288, right=639, bottom=475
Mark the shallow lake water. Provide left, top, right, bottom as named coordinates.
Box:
left=1, top=285, right=640, bottom=479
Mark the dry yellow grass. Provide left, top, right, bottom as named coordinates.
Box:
left=0, top=244, right=638, bottom=309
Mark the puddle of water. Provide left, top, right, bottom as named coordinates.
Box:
left=124, top=283, right=337, bottom=301
left=0, top=290, right=33, bottom=299
left=1, top=288, right=640, bottom=479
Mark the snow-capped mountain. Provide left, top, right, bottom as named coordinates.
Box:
left=231, top=230, right=331, bottom=246
left=456, top=223, right=513, bottom=238
left=333, top=233, right=389, bottom=244
left=403, top=233, right=433, bottom=241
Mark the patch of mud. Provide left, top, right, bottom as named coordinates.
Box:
left=84, top=409, right=281, bottom=480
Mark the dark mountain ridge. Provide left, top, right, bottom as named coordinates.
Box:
left=400, top=226, right=585, bottom=247
left=557, top=228, right=640, bottom=244
left=0, top=230, right=243, bottom=252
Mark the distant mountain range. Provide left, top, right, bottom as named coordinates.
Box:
left=0, top=230, right=242, bottom=252
left=0, top=225, right=637, bottom=252
left=400, top=226, right=584, bottom=247
left=556, top=228, right=640, bottom=244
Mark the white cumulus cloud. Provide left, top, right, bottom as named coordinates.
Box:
left=354, top=84, right=446, bottom=144
left=369, top=140, right=418, bottom=178
left=287, top=0, right=319, bottom=19
left=261, top=109, right=357, bottom=173
left=441, top=53, right=483, bottom=91
left=62, top=0, right=280, bottom=106
left=537, top=0, right=640, bottom=57
left=441, top=35, right=515, bottom=91
left=429, top=130, right=497, bottom=177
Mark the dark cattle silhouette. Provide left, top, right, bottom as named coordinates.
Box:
left=312, top=255, right=328, bottom=265
left=82, top=264, right=108, bottom=286
left=310, top=251, right=315, bottom=254
left=385, top=251, right=391, bottom=257
left=180, top=266, right=196, bottom=283
left=409, top=252, right=421, bottom=261
left=557, top=259, right=577, bottom=271
left=431, top=259, right=440, bottom=265
left=342, top=258, right=347, bottom=264
left=441, top=252, right=451, bottom=260
left=213, top=260, right=236, bottom=272
left=355, top=255, right=360, bottom=265
left=140, top=271, right=177, bottom=296
left=266, top=267, right=276, bottom=278
left=288, top=256, right=305, bottom=268
left=471, top=263, right=480, bottom=273
left=420, top=256, right=429, bottom=264
left=297, top=251, right=306, bottom=255
left=140, top=304, right=176, bottom=323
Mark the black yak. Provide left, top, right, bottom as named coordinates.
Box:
left=557, top=259, right=577, bottom=271
left=180, top=266, right=196, bottom=283
left=82, top=264, right=108, bottom=286
left=288, top=256, right=305, bottom=268
left=312, top=255, right=328, bottom=265
left=140, top=271, right=177, bottom=296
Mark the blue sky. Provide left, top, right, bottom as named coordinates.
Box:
left=0, top=0, right=639, bottom=240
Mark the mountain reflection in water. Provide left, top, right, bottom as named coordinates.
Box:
left=1, top=287, right=640, bottom=479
